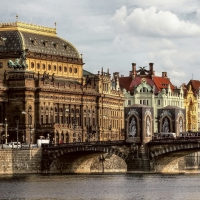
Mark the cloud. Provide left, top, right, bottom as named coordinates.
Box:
left=111, top=6, right=200, bottom=38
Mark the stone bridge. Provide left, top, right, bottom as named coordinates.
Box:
left=41, top=141, right=132, bottom=173
left=147, top=140, right=200, bottom=173
left=41, top=139, right=200, bottom=173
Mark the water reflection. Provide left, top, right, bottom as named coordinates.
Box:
left=0, top=174, right=200, bottom=200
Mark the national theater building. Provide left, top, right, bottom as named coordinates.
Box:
left=0, top=19, right=124, bottom=144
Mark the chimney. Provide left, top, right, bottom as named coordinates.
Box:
left=113, top=72, right=119, bottom=79
left=149, top=63, right=154, bottom=74
left=131, top=63, right=137, bottom=79
left=162, top=72, right=167, bottom=77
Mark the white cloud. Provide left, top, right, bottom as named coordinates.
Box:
left=111, top=6, right=200, bottom=37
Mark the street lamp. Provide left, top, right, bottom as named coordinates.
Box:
left=22, top=110, right=32, bottom=145
left=15, top=116, right=19, bottom=148
left=5, top=118, right=8, bottom=144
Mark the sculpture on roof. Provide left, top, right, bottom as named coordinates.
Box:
left=7, top=49, right=28, bottom=70
left=137, top=66, right=149, bottom=75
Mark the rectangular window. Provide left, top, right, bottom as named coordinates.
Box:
left=158, top=100, right=160, bottom=105
left=140, top=100, right=142, bottom=104
left=93, top=118, right=95, bottom=126
left=50, top=115, right=53, bottom=123
left=55, top=116, right=57, bottom=123
left=61, top=116, right=63, bottom=124
left=128, top=100, right=131, bottom=105
left=41, top=115, right=43, bottom=124
left=84, top=117, right=86, bottom=126
left=46, top=115, right=48, bottom=123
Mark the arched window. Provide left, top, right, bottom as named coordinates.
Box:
left=37, top=63, right=40, bottom=69
left=64, top=66, right=67, bottom=72
left=74, top=68, right=77, bottom=73
left=31, top=62, right=34, bottom=68
left=69, top=67, right=72, bottom=73
left=54, top=65, right=56, bottom=71
left=59, top=66, right=62, bottom=72
left=42, top=64, right=45, bottom=70
left=48, top=64, right=51, bottom=70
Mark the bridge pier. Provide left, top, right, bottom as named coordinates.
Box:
left=126, top=144, right=150, bottom=172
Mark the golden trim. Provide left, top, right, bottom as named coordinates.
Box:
left=0, top=21, right=56, bottom=36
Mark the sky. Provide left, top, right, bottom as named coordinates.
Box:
left=1, top=0, right=200, bottom=86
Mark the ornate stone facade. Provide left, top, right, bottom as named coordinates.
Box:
left=119, top=63, right=184, bottom=132
left=0, top=20, right=124, bottom=144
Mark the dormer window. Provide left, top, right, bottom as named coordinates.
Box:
left=63, top=44, right=67, bottom=49
left=31, top=38, right=37, bottom=45
left=53, top=42, right=58, bottom=49
left=42, top=40, right=48, bottom=47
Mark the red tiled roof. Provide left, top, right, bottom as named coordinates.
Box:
left=189, top=80, right=200, bottom=91
left=118, top=76, right=132, bottom=91
left=153, top=76, right=175, bottom=92
left=118, top=74, right=176, bottom=94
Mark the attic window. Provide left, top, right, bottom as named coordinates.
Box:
left=31, top=38, right=37, bottom=45
left=69, top=67, right=72, bottom=73
left=63, top=44, right=67, bottom=49
left=42, top=40, right=48, bottom=47
left=53, top=42, right=58, bottom=49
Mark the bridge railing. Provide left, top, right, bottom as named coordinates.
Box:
left=42, top=140, right=126, bottom=148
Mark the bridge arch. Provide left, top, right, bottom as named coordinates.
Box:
left=43, top=145, right=128, bottom=173
left=150, top=143, right=200, bottom=172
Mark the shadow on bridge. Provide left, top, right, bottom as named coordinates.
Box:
left=41, top=140, right=129, bottom=173
left=148, top=140, right=200, bottom=173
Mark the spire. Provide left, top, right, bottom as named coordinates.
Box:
left=101, top=66, right=103, bottom=75
left=16, top=8, right=18, bottom=22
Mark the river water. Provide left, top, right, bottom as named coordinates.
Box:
left=0, top=173, right=200, bottom=200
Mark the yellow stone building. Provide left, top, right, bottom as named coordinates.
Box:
left=0, top=18, right=124, bottom=144
left=184, top=81, right=198, bottom=132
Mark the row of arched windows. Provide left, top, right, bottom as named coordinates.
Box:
left=30, top=62, right=78, bottom=74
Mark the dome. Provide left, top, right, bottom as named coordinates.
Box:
left=0, top=21, right=80, bottom=59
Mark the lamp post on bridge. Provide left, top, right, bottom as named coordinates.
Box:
left=22, top=110, right=33, bottom=146
left=5, top=118, right=8, bottom=144
left=14, top=116, right=19, bottom=149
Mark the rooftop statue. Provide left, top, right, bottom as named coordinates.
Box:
left=136, top=66, right=149, bottom=75
left=7, top=49, right=28, bottom=70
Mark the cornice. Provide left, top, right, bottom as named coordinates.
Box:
left=0, top=21, right=56, bottom=37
